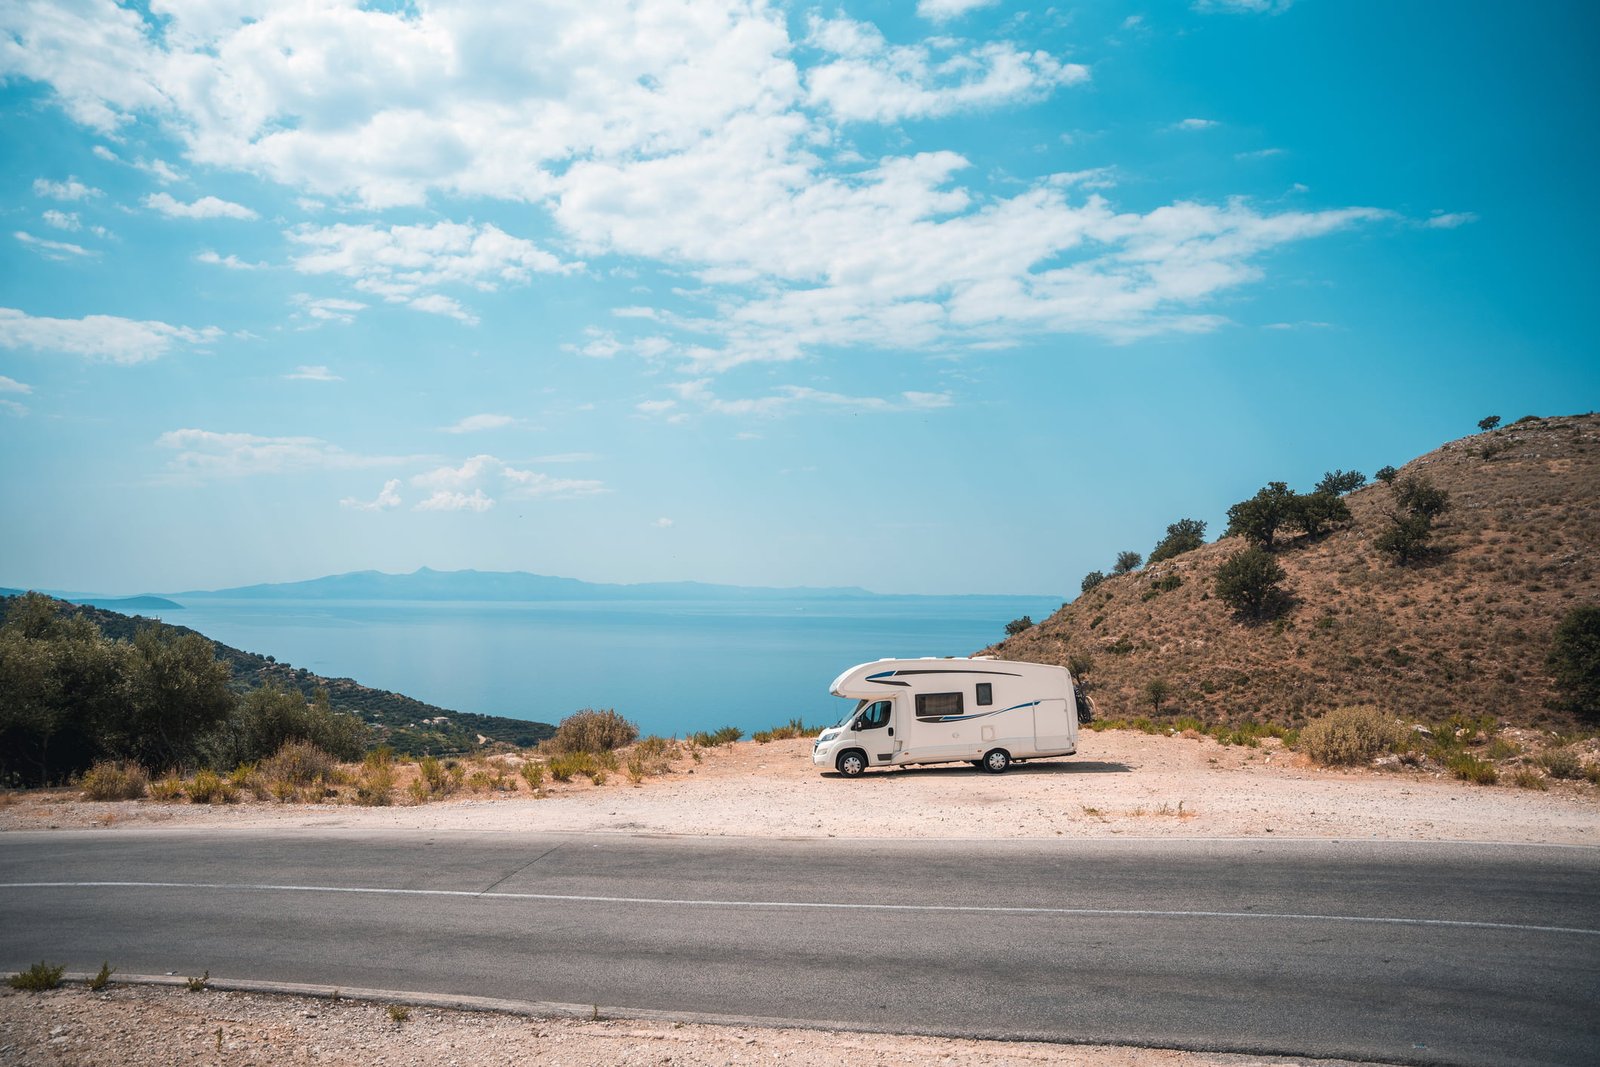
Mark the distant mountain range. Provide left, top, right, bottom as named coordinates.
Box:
left=8, top=568, right=1047, bottom=605
left=171, top=567, right=887, bottom=602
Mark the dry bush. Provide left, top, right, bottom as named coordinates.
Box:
left=519, top=760, right=544, bottom=793
left=1299, top=705, right=1409, bottom=766
left=354, top=748, right=395, bottom=805
left=260, top=740, right=336, bottom=787
left=187, top=769, right=238, bottom=804
left=1537, top=747, right=1585, bottom=780
left=547, top=708, right=639, bottom=754
left=79, top=761, right=149, bottom=801
left=626, top=736, right=681, bottom=778
left=149, top=775, right=185, bottom=802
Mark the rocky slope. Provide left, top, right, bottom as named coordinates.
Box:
left=987, top=412, right=1600, bottom=731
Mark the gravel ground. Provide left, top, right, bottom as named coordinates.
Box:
left=4, top=730, right=1596, bottom=844
left=0, top=984, right=1385, bottom=1067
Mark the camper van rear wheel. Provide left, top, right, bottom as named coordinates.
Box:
left=981, top=748, right=1011, bottom=774
left=836, top=750, right=868, bottom=778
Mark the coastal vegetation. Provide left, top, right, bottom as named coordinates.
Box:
left=0, top=591, right=556, bottom=787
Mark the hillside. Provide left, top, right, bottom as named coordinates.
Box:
left=0, top=595, right=555, bottom=755
left=987, top=412, right=1599, bottom=731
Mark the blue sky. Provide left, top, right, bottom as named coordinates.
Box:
left=1, top=0, right=1595, bottom=596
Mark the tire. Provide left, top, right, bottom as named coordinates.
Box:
left=836, top=750, right=868, bottom=778
left=981, top=748, right=1011, bottom=774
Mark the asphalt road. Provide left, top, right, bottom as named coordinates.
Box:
left=2, top=830, right=1597, bottom=1066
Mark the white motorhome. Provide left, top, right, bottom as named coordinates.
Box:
left=812, top=657, right=1078, bottom=777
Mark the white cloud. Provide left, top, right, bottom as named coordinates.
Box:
left=1171, top=118, right=1219, bottom=131
left=411, top=453, right=605, bottom=504
left=1235, top=147, right=1285, bottom=160
left=1424, top=212, right=1479, bottom=229
left=42, top=210, right=80, bottom=230
left=0, top=375, right=32, bottom=394
left=654, top=378, right=954, bottom=419
left=341, top=478, right=402, bottom=511
left=291, top=293, right=367, bottom=324
left=916, top=0, right=999, bottom=20
left=652, top=517, right=674, bottom=528
left=157, top=428, right=401, bottom=479
left=285, top=364, right=342, bottom=381
left=532, top=452, right=600, bottom=463
left=144, top=192, right=258, bottom=220
left=15, top=231, right=94, bottom=259
left=32, top=177, right=100, bottom=201
left=415, top=489, right=494, bottom=512
left=1194, top=0, right=1294, bottom=12
left=197, top=250, right=265, bottom=270
left=805, top=16, right=1089, bottom=124
left=289, top=221, right=570, bottom=323
left=0, top=1, right=1385, bottom=367
left=0, top=307, right=221, bottom=363
left=441, top=413, right=515, bottom=434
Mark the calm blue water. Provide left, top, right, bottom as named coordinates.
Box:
left=147, top=597, right=1061, bottom=738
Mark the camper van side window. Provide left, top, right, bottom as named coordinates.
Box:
left=975, top=683, right=992, bottom=706
left=915, top=692, right=964, bottom=720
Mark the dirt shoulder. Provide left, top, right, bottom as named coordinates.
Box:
left=3, top=730, right=1596, bottom=844
left=0, top=983, right=1386, bottom=1067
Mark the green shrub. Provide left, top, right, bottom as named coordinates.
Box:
left=1299, top=706, right=1408, bottom=766
left=419, top=755, right=450, bottom=794
left=1080, top=570, right=1106, bottom=594
left=752, top=719, right=810, bottom=743
left=88, top=960, right=115, bottom=991
left=406, top=778, right=430, bottom=804
left=519, top=760, right=545, bottom=792
left=1512, top=767, right=1549, bottom=791
left=1538, top=747, right=1585, bottom=780
left=1448, top=753, right=1499, bottom=785
left=1004, top=615, right=1034, bottom=636
left=548, top=709, right=639, bottom=754
left=8, top=961, right=65, bottom=991
left=80, top=761, right=149, bottom=801
left=1112, top=550, right=1142, bottom=575
left=689, top=726, right=743, bottom=747
left=187, top=769, right=237, bottom=804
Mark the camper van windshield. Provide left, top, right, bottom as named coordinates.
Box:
left=836, top=700, right=867, bottom=728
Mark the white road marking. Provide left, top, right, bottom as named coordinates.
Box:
left=3, top=880, right=1597, bottom=938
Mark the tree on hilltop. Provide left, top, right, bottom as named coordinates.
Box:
left=1478, top=415, right=1501, bottom=432
left=1149, top=518, right=1207, bottom=564
left=1225, top=482, right=1296, bottom=549
left=1314, top=469, right=1366, bottom=495
left=1113, top=550, right=1143, bottom=575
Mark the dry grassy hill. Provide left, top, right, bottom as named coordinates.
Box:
left=987, top=412, right=1600, bottom=732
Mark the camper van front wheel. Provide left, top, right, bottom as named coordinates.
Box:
left=836, top=750, right=868, bottom=778
left=981, top=749, right=1011, bottom=774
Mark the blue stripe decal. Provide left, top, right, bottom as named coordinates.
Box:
left=928, top=701, right=1039, bottom=723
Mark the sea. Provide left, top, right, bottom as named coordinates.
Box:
left=146, top=596, right=1063, bottom=739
